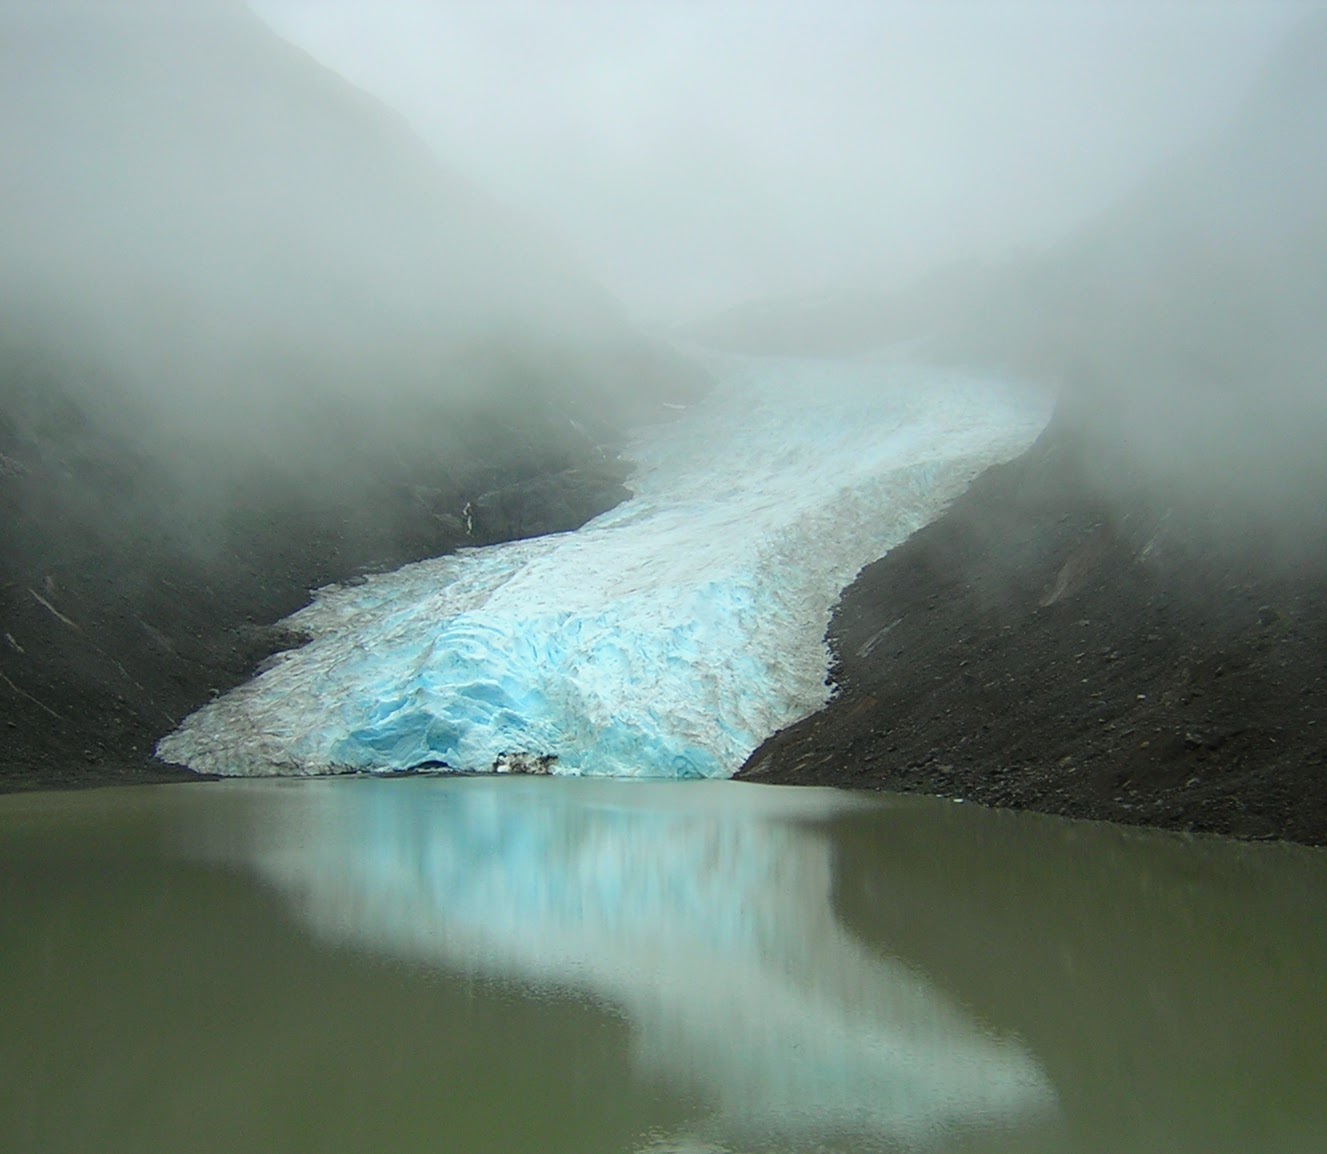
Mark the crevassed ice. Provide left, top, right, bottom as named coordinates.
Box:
left=158, top=354, right=1049, bottom=777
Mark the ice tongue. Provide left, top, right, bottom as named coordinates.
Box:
left=157, top=355, right=1048, bottom=777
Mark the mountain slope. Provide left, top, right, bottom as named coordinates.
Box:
left=0, top=0, right=704, bottom=789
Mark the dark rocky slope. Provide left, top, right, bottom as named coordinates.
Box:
left=740, top=17, right=1327, bottom=845
left=740, top=414, right=1327, bottom=844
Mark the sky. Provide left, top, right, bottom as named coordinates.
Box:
left=250, top=1, right=1306, bottom=325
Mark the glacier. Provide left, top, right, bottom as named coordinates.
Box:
left=157, top=354, right=1048, bottom=777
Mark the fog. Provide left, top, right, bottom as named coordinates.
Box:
left=0, top=0, right=708, bottom=523
left=252, top=0, right=1306, bottom=325
left=1, top=2, right=623, bottom=382
left=243, top=0, right=1327, bottom=535
left=2, top=0, right=1325, bottom=541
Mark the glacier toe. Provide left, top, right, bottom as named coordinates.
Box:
left=158, top=355, right=1048, bottom=777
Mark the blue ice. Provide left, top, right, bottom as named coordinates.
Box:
left=158, top=354, right=1048, bottom=777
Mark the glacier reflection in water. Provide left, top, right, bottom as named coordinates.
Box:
left=159, top=355, right=1046, bottom=777
left=206, top=777, right=1054, bottom=1148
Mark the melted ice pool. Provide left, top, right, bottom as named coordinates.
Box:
left=159, top=355, right=1048, bottom=777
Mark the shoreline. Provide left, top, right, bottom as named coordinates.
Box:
left=5, top=760, right=1320, bottom=852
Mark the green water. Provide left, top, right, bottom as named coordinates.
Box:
left=1, top=777, right=1324, bottom=1153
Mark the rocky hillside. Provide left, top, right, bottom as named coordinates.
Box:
left=740, top=414, right=1327, bottom=844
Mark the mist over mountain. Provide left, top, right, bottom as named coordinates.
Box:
left=0, top=0, right=701, bottom=787
left=956, top=13, right=1327, bottom=511
left=0, top=0, right=695, bottom=473
left=2, top=1, right=612, bottom=345
left=692, top=11, right=1326, bottom=354
left=689, top=11, right=1327, bottom=529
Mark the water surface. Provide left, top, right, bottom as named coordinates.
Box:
left=2, top=778, right=1325, bottom=1153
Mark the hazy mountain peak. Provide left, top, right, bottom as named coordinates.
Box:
left=0, top=0, right=630, bottom=438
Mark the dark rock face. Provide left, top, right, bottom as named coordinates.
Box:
left=739, top=420, right=1327, bottom=846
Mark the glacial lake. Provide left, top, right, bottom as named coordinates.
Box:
left=2, top=777, right=1325, bottom=1154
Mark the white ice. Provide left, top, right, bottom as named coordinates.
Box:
left=158, top=353, right=1048, bottom=777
